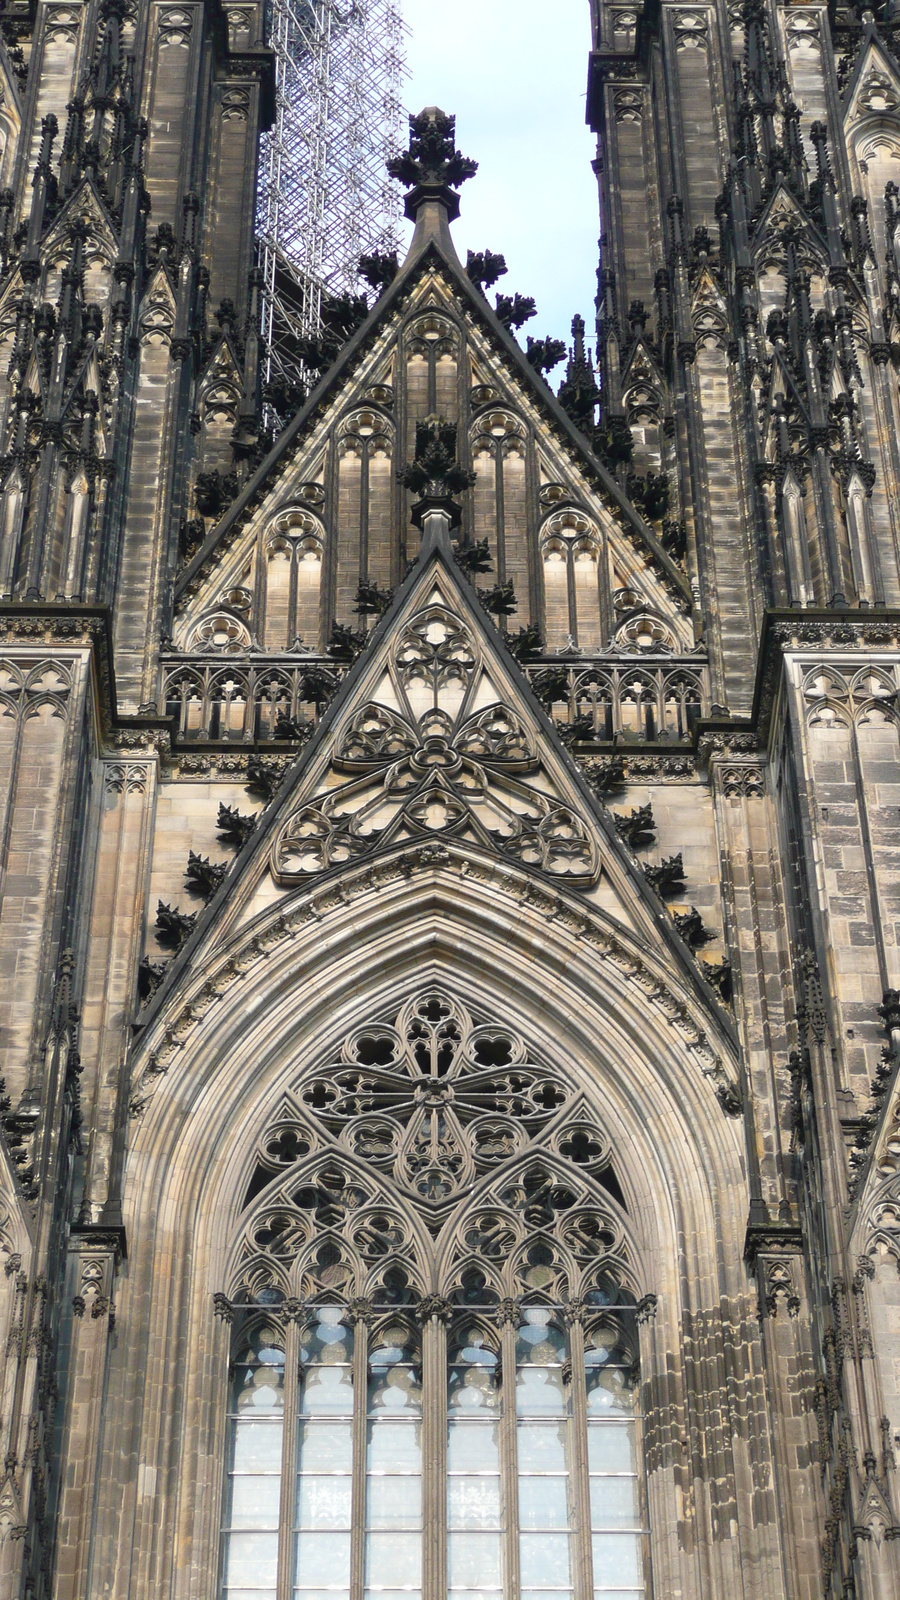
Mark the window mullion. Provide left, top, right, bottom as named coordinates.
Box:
left=566, top=543, right=578, bottom=644
left=420, top=1302, right=448, bottom=1600
left=566, top=1314, right=594, bottom=1600
left=350, top=1306, right=370, bottom=1600
left=498, top=1310, right=520, bottom=1600
left=278, top=1312, right=301, bottom=1600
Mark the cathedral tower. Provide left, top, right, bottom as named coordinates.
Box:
left=1, top=3, right=900, bottom=1598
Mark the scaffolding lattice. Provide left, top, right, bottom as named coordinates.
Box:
left=257, top=0, right=407, bottom=405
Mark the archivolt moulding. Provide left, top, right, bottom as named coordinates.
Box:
left=127, top=840, right=739, bottom=1123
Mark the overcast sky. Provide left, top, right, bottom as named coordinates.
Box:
left=399, top=0, right=599, bottom=364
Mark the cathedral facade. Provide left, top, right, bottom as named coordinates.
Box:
left=1, top=1, right=900, bottom=1597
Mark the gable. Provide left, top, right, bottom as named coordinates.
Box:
left=270, top=562, right=602, bottom=887
left=843, top=34, right=900, bottom=126
left=172, top=251, right=693, bottom=660
left=143, top=542, right=734, bottom=1073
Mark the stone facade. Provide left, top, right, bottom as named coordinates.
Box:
left=1, top=2, right=900, bottom=1597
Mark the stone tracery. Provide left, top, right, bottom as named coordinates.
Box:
left=272, top=593, right=599, bottom=884
left=229, top=989, right=634, bottom=1311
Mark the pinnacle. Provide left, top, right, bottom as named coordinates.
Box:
left=389, top=106, right=477, bottom=266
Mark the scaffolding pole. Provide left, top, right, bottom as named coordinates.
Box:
left=257, top=0, right=407, bottom=410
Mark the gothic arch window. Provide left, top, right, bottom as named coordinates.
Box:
left=540, top=511, right=603, bottom=651
left=262, top=510, right=325, bottom=651
left=218, top=990, right=648, bottom=1600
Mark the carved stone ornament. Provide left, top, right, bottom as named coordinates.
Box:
left=272, top=585, right=600, bottom=886
left=227, top=988, right=638, bottom=1308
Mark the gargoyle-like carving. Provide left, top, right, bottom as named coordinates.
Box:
left=613, top=804, right=656, bottom=849
left=644, top=852, right=687, bottom=896
left=184, top=852, right=227, bottom=901
left=216, top=803, right=257, bottom=847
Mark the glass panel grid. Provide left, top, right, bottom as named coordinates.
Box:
left=447, top=1352, right=503, bottom=1600
left=223, top=1341, right=286, bottom=1600
left=224, top=1308, right=648, bottom=1600
left=365, top=1349, right=422, bottom=1598
left=587, top=1359, right=644, bottom=1599
left=516, top=1313, right=573, bottom=1600
left=294, top=1312, right=354, bottom=1600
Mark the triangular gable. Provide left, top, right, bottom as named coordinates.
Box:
left=843, top=28, right=900, bottom=123
left=751, top=180, right=829, bottom=261
left=174, top=235, right=691, bottom=619
left=38, top=177, right=119, bottom=266
left=145, top=542, right=733, bottom=1042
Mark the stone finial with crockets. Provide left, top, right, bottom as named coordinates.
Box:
left=388, top=107, right=477, bottom=222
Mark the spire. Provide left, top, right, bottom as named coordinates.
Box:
left=388, top=107, right=476, bottom=265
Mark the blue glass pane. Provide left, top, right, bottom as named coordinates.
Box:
left=447, top=1531, right=502, bottom=1587
left=519, top=1532, right=572, bottom=1586
left=516, top=1422, right=569, bottom=1472
left=232, top=1421, right=284, bottom=1473
left=228, top=1475, right=281, bottom=1529
left=297, top=1421, right=353, bottom=1473
left=224, top=1532, right=279, bottom=1588
left=585, top=1370, right=634, bottom=1415
left=366, top=1419, right=422, bottom=1472
left=448, top=1367, right=500, bottom=1412
left=516, top=1367, right=567, bottom=1415
left=301, top=1366, right=354, bottom=1416
left=586, top=1426, right=635, bottom=1474
left=368, top=1366, right=422, bottom=1415
left=447, top=1476, right=501, bottom=1530
left=295, top=1476, right=352, bottom=1529
left=365, top=1530, right=422, bottom=1586
left=366, top=1474, right=422, bottom=1529
left=447, top=1419, right=500, bottom=1472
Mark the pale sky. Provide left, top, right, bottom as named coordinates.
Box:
left=399, top=0, right=599, bottom=364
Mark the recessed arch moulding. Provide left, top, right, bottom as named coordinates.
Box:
left=100, top=855, right=784, bottom=1600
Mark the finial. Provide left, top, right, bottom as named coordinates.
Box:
left=388, top=107, right=477, bottom=223
left=399, top=415, right=475, bottom=550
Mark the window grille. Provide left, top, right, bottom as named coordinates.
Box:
left=219, top=990, right=649, bottom=1600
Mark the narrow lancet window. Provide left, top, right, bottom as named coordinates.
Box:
left=365, top=1328, right=423, bottom=1600
left=516, top=1311, right=574, bottom=1600
left=447, top=1331, right=503, bottom=1600
left=585, top=1326, right=643, bottom=1600
left=222, top=1329, right=286, bottom=1600
left=295, top=1309, right=354, bottom=1600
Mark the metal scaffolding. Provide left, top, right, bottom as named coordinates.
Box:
left=257, top=0, right=407, bottom=407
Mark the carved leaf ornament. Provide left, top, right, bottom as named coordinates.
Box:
left=230, top=990, right=635, bottom=1312
left=273, top=592, right=599, bottom=884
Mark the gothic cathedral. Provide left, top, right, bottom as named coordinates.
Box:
left=3, top=1, right=900, bottom=1597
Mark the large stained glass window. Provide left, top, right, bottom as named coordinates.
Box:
left=220, top=990, right=650, bottom=1600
